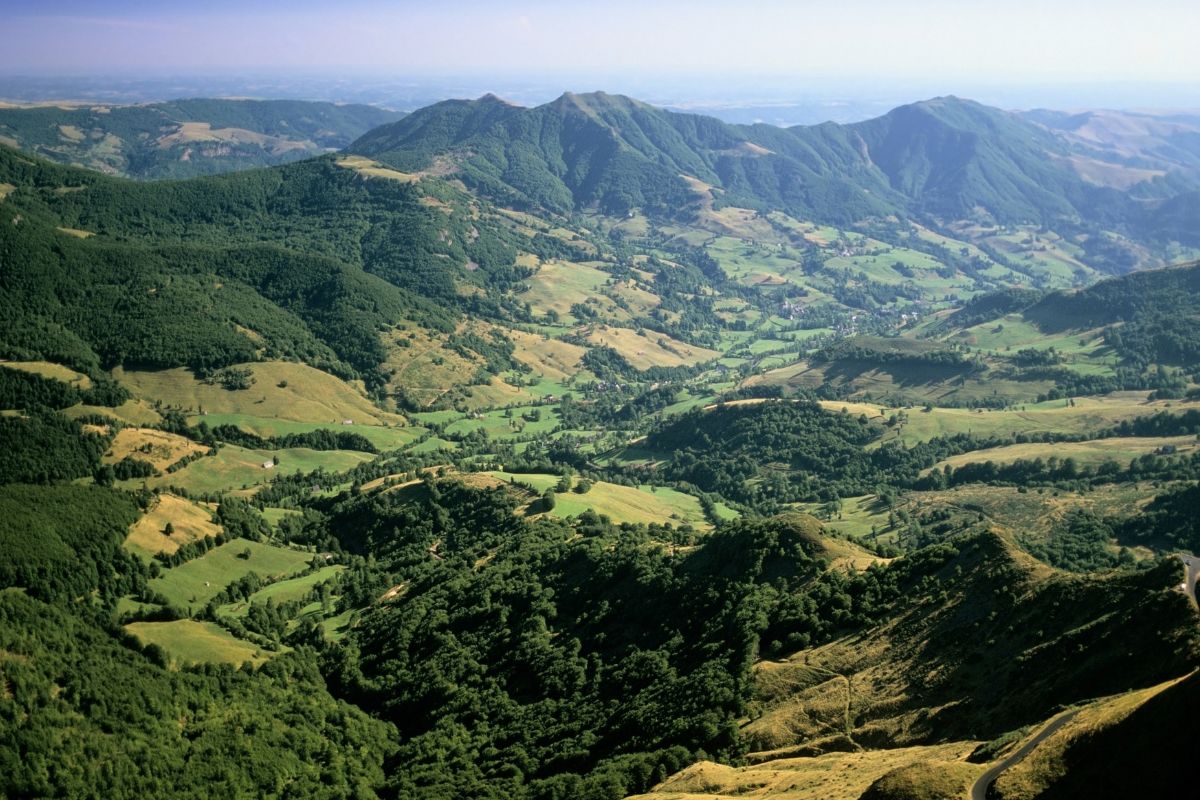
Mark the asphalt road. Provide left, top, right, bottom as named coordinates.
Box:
left=970, top=710, right=1081, bottom=800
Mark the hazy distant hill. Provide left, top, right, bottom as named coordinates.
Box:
left=0, top=98, right=403, bottom=178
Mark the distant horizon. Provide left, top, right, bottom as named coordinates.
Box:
left=2, top=0, right=1199, bottom=124
left=1, top=71, right=1197, bottom=127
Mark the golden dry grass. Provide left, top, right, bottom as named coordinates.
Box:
left=125, top=493, right=221, bottom=557
left=117, top=361, right=403, bottom=426
left=0, top=360, right=92, bottom=390
left=585, top=325, right=719, bottom=370
left=55, top=226, right=94, bottom=238
left=630, top=742, right=980, bottom=800
left=508, top=328, right=588, bottom=380
left=992, top=676, right=1186, bottom=799
left=0, top=182, right=15, bottom=201
left=929, top=435, right=1199, bottom=472
left=64, top=399, right=163, bottom=426
left=104, top=427, right=210, bottom=471
left=334, top=154, right=421, bottom=182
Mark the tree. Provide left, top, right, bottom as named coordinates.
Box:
left=163, top=522, right=175, bottom=536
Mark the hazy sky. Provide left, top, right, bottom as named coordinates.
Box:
left=3, top=0, right=1198, bottom=84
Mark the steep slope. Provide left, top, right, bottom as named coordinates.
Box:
left=0, top=98, right=403, bottom=178
left=850, top=97, right=1129, bottom=223
left=0, top=142, right=532, bottom=385
left=350, top=91, right=901, bottom=220
left=352, top=93, right=1164, bottom=233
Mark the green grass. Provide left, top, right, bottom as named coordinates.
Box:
left=930, top=435, right=1199, bottom=472
left=815, top=395, right=1199, bottom=447
left=117, top=361, right=403, bottom=425
left=137, top=444, right=374, bottom=495
left=189, top=412, right=424, bottom=451
left=125, top=619, right=268, bottom=666
left=443, top=405, right=561, bottom=439
left=149, top=539, right=315, bottom=613
left=488, top=472, right=715, bottom=528
left=218, top=565, right=345, bottom=617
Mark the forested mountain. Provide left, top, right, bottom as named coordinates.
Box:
left=0, top=98, right=403, bottom=178
left=2, top=85, right=1200, bottom=800
left=351, top=92, right=1194, bottom=244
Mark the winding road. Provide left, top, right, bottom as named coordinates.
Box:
left=969, top=710, right=1081, bottom=800
left=1179, top=554, right=1199, bottom=604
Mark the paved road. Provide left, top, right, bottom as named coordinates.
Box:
left=970, top=710, right=1081, bottom=800
left=1179, top=554, right=1199, bottom=604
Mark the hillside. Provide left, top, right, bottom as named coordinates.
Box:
left=3, top=87, right=1200, bottom=800
left=0, top=98, right=403, bottom=178
left=351, top=92, right=1192, bottom=261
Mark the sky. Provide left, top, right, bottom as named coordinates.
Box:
left=1, top=0, right=1198, bottom=111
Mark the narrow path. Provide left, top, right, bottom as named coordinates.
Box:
left=969, top=710, right=1080, bottom=800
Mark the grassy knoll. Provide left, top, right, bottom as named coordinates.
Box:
left=103, top=427, right=209, bottom=471
left=0, top=359, right=92, bottom=389
left=584, top=324, right=719, bottom=369
left=137, top=444, right=373, bottom=495
left=117, top=361, right=402, bottom=425
left=507, top=328, right=587, bottom=380
left=929, top=435, right=1198, bottom=472
left=333, top=154, right=419, bottom=182
left=381, top=324, right=481, bottom=407
left=518, top=258, right=621, bottom=319
left=64, top=398, right=163, bottom=426
left=188, top=412, right=422, bottom=451
left=149, top=539, right=315, bottom=612
left=749, top=359, right=1061, bottom=407
left=124, top=619, right=267, bottom=667
left=443, top=404, right=560, bottom=440
left=487, top=471, right=714, bottom=529
left=218, top=565, right=345, bottom=618
left=816, top=394, right=1199, bottom=446
left=125, top=493, right=220, bottom=558
left=629, top=742, right=980, bottom=800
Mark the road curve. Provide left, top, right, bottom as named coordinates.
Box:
left=969, top=710, right=1081, bottom=800
left=1179, top=554, right=1199, bottom=604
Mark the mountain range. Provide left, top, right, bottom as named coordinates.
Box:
left=0, top=98, right=403, bottom=179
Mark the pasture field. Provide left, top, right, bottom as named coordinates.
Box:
left=125, top=493, right=220, bottom=557
left=816, top=394, right=1199, bottom=447
left=443, top=404, right=561, bottom=440
left=381, top=325, right=481, bottom=407
left=334, top=154, right=419, bottom=182
left=188, top=412, right=422, bottom=451
left=750, top=360, right=1058, bottom=406
left=218, top=565, right=344, bottom=617
left=486, top=471, right=714, bottom=528
left=149, top=539, right=314, bottom=612
left=103, top=427, right=209, bottom=471
left=116, top=361, right=402, bottom=426
left=0, top=360, right=92, bottom=389
left=259, top=506, right=301, bottom=529
left=507, top=328, right=587, bottom=380
left=64, top=399, right=163, bottom=426
left=124, top=620, right=267, bottom=667
left=584, top=324, right=719, bottom=369
left=928, top=435, right=1198, bottom=472
left=137, top=444, right=373, bottom=495
left=518, top=259, right=619, bottom=318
